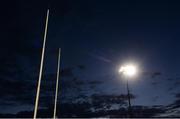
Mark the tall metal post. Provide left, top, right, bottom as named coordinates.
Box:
left=33, top=9, right=49, bottom=119
left=127, top=79, right=132, bottom=117
left=53, top=48, right=61, bottom=119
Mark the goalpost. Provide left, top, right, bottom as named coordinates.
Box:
left=33, top=9, right=61, bottom=119
left=33, top=9, right=49, bottom=119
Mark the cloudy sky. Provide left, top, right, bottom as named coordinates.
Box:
left=0, top=0, right=180, bottom=115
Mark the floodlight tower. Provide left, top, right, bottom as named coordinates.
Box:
left=119, top=64, right=137, bottom=117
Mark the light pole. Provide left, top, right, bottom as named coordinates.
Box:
left=126, top=78, right=132, bottom=117
left=119, top=64, right=137, bottom=117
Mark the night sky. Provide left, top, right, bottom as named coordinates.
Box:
left=1, top=0, right=180, bottom=117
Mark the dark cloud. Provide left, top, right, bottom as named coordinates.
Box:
left=141, top=71, right=162, bottom=78
left=175, top=93, right=180, bottom=99
left=168, top=82, right=180, bottom=91
left=6, top=94, right=167, bottom=118
left=77, top=65, right=86, bottom=70
left=167, top=86, right=179, bottom=92
left=158, top=95, right=180, bottom=117
left=167, top=78, right=173, bottom=81
left=151, top=72, right=162, bottom=78
left=0, top=78, right=35, bottom=106
left=88, top=80, right=102, bottom=85
left=91, top=94, right=136, bottom=103
left=174, top=81, right=180, bottom=86
left=0, top=64, right=85, bottom=108
left=168, top=87, right=175, bottom=92
left=73, top=77, right=84, bottom=85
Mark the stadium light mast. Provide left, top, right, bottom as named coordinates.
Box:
left=119, top=64, right=138, bottom=117
left=33, top=9, right=49, bottom=119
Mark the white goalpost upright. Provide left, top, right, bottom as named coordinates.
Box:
left=33, top=9, right=49, bottom=119
left=53, top=48, right=61, bottom=119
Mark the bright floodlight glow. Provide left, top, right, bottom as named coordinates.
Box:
left=119, top=64, right=137, bottom=77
